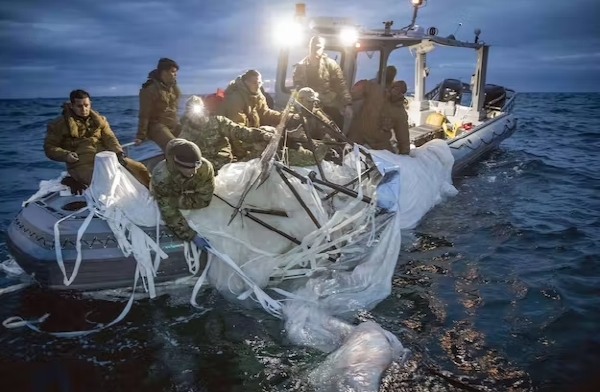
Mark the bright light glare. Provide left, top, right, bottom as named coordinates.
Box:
left=273, top=20, right=304, bottom=47
left=339, top=27, right=358, bottom=46
left=192, top=104, right=202, bottom=114
left=411, top=0, right=423, bottom=6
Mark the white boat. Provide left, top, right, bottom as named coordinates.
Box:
left=5, top=1, right=517, bottom=294
left=271, top=1, right=518, bottom=175
left=5, top=4, right=509, bottom=387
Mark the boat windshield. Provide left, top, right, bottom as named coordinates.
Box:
left=354, top=50, right=381, bottom=84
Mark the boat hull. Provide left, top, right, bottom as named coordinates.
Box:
left=6, top=193, right=199, bottom=291
left=6, top=114, right=516, bottom=292
left=449, top=113, right=517, bottom=175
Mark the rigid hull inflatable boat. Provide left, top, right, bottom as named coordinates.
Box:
left=6, top=148, right=193, bottom=291
left=6, top=4, right=518, bottom=293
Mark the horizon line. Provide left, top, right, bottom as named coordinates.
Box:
left=1, top=91, right=600, bottom=101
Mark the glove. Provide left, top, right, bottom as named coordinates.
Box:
left=116, top=152, right=128, bottom=168
left=66, top=152, right=79, bottom=163
left=61, top=176, right=88, bottom=196
left=192, top=235, right=211, bottom=251
left=260, top=125, right=277, bottom=133
left=261, top=131, right=273, bottom=142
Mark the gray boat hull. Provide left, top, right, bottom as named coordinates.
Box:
left=7, top=192, right=198, bottom=291
left=6, top=112, right=517, bottom=292
left=449, top=113, right=518, bottom=175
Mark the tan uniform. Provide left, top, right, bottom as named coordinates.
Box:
left=217, top=76, right=282, bottom=159
left=348, top=80, right=410, bottom=154
left=44, top=104, right=151, bottom=187
left=137, top=70, right=181, bottom=151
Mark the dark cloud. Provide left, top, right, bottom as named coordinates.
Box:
left=0, top=0, right=598, bottom=98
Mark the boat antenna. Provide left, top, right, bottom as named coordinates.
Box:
left=453, top=22, right=463, bottom=37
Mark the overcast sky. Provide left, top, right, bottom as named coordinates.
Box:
left=0, top=0, right=598, bottom=99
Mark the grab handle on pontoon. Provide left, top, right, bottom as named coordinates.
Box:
left=121, top=141, right=138, bottom=156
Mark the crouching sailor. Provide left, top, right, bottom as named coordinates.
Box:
left=179, top=95, right=274, bottom=174
left=150, top=138, right=215, bottom=248
left=44, top=89, right=151, bottom=190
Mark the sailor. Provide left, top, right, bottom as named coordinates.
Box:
left=287, top=87, right=334, bottom=141
left=44, top=89, right=151, bottom=190
left=218, top=69, right=282, bottom=128
left=180, top=95, right=329, bottom=171
left=292, top=35, right=353, bottom=129
left=372, top=65, right=397, bottom=88
left=347, top=80, right=410, bottom=154
left=217, top=69, right=282, bottom=159
left=150, top=138, right=215, bottom=247
left=179, top=95, right=274, bottom=174
left=134, top=57, right=181, bottom=152
left=386, top=80, right=411, bottom=155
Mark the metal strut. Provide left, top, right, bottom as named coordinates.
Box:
left=307, top=171, right=373, bottom=204
left=214, top=194, right=337, bottom=263
left=275, top=165, right=322, bottom=229
left=322, top=165, right=377, bottom=201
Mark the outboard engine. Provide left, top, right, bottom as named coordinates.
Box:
left=438, top=78, right=463, bottom=103
left=484, top=84, right=507, bottom=108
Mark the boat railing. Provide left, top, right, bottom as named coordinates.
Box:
left=424, top=84, right=440, bottom=101
left=501, top=89, right=517, bottom=113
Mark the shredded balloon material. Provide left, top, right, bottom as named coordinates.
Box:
left=3, top=140, right=457, bottom=389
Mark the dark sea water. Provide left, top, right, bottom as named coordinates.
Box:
left=0, top=94, right=599, bottom=391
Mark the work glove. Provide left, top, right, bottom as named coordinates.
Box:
left=116, top=152, right=128, bottom=168
left=61, top=176, right=88, bottom=196
left=66, top=152, right=79, bottom=163
left=261, top=131, right=273, bottom=142
left=192, top=235, right=211, bottom=251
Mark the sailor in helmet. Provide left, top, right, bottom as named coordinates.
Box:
left=150, top=138, right=214, bottom=248
left=178, top=95, right=274, bottom=174
left=290, top=87, right=334, bottom=141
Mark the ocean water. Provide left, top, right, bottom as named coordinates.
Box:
left=0, top=93, right=599, bottom=391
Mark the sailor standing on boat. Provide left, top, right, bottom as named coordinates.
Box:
left=134, top=58, right=181, bottom=151
left=292, top=36, right=353, bottom=130
left=150, top=138, right=214, bottom=248
left=347, top=80, right=410, bottom=154
left=44, top=89, right=151, bottom=189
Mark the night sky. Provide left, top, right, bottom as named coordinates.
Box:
left=1, top=0, right=598, bottom=99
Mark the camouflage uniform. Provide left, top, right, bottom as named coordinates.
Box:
left=44, top=103, right=151, bottom=187
left=137, top=69, right=181, bottom=151
left=150, top=139, right=215, bottom=242
left=293, top=54, right=352, bottom=110
left=244, top=132, right=330, bottom=167
left=178, top=115, right=270, bottom=174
